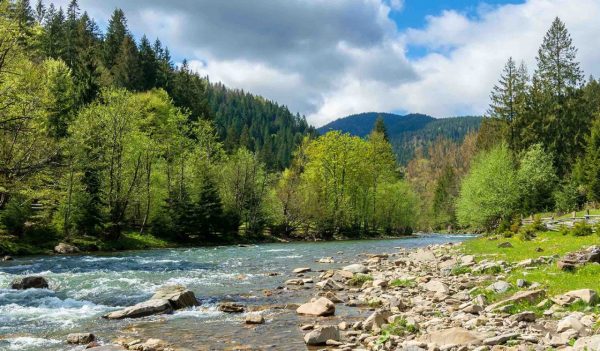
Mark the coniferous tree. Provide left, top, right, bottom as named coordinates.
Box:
left=488, top=57, right=529, bottom=153
left=138, top=35, right=158, bottom=91
left=111, top=35, right=142, bottom=90
left=103, top=9, right=127, bottom=70
left=533, top=17, right=586, bottom=175
left=373, top=116, right=389, bottom=141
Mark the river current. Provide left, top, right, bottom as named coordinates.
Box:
left=0, top=234, right=472, bottom=351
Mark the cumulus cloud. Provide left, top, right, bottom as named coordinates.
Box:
left=50, top=0, right=600, bottom=126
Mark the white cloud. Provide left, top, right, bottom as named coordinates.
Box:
left=49, top=0, right=600, bottom=126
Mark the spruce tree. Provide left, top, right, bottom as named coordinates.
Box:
left=138, top=35, right=158, bottom=90
left=488, top=58, right=529, bottom=153
left=103, top=9, right=128, bottom=69
left=373, top=116, right=389, bottom=141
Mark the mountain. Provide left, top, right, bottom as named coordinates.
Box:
left=318, top=112, right=483, bottom=164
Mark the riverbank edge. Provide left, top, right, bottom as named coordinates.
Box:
left=0, top=231, right=430, bottom=258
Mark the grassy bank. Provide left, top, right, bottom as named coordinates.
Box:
left=461, top=231, right=600, bottom=297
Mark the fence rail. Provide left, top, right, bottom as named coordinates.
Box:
left=522, top=210, right=600, bottom=231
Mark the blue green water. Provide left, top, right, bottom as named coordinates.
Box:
left=0, top=234, right=472, bottom=350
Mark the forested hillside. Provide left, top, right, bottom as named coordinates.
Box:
left=319, top=112, right=482, bottom=164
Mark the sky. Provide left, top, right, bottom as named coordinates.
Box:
left=49, top=0, right=600, bottom=127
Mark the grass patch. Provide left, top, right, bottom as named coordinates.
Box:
left=389, top=278, right=416, bottom=288
left=450, top=266, right=472, bottom=276
left=377, top=317, right=418, bottom=344
left=461, top=231, right=600, bottom=263
left=348, top=273, right=373, bottom=287
left=507, top=263, right=600, bottom=296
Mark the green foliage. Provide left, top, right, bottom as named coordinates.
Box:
left=450, top=266, right=472, bottom=276
left=517, top=144, right=558, bottom=213
left=572, top=222, right=593, bottom=237
left=378, top=317, right=418, bottom=344
left=0, top=195, right=32, bottom=237
left=457, top=144, right=520, bottom=230
left=389, top=278, right=416, bottom=287
left=348, top=274, right=373, bottom=287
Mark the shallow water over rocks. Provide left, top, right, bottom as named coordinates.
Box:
left=0, top=234, right=471, bottom=350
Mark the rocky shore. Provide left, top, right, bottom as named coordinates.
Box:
left=7, top=240, right=600, bottom=350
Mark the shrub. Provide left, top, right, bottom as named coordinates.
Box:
left=390, top=278, right=416, bottom=287
left=559, top=225, right=570, bottom=236
left=517, top=225, right=537, bottom=241
left=377, top=317, right=418, bottom=344
left=572, top=222, right=593, bottom=237
left=0, top=195, right=32, bottom=237
left=348, top=273, right=373, bottom=286
left=502, top=231, right=514, bottom=238
left=450, top=266, right=472, bottom=276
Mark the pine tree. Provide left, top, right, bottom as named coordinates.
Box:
left=111, top=35, right=142, bottom=90
left=488, top=58, right=529, bottom=153
left=138, top=35, right=158, bottom=90
left=373, top=115, right=389, bottom=141
left=533, top=17, right=587, bottom=175
left=34, top=0, right=46, bottom=24
left=103, top=9, right=128, bottom=69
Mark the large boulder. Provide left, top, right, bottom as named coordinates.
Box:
left=573, top=335, right=600, bottom=350
left=304, top=325, right=340, bottom=346
left=54, top=242, right=80, bottom=254
left=66, top=333, right=96, bottom=344
left=151, top=285, right=198, bottom=309
left=104, top=299, right=173, bottom=319
left=10, top=276, right=49, bottom=290
left=564, top=289, right=598, bottom=305
left=342, top=264, right=369, bottom=274
left=296, top=297, right=335, bottom=316
left=419, top=327, right=482, bottom=346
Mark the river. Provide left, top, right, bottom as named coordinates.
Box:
left=0, top=234, right=472, bottom=351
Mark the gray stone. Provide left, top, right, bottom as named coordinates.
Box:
left=343, top=264, right=370, bottom=274
left=104, top=299, right=173, bottom=319
left=487, top=281, right=511, bottom=293
left=304, top=325, right=340, bottom=346
left=419, top=327, right=482, bottom=346
left=296, top=297, right=335, bottom=316
left=218, top=302, right=245, bottom=313
left=293, top=267, right=311, bottom=273
left=564, top=289, right=598, bottom=305
left=66, top=333, right=95, bottom=344
left=510, top=311, right=536, bottom=322
left=245, top=313, right=265, bottom=324
left=151, top=285, right=198, bottom=309
left=483, top=332, right=519, bottom=346
left=422, top=280, right=449, bottom=294
left=54, top=242, right=80, bottom=254
left=10, top=276, right=49, bottom=290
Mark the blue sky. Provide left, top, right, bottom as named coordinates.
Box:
left=50, top=0, right=600, bottom=126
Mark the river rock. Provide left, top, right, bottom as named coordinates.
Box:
left=218, top=302, right=245, bottom=313
left=10, top=276, right=49, bottom=290
left=245, top=313, right=265, bottom=324
left=151, top=285, right=198, bottom=309
left=2, top=255, right=13, bottom=261
left=557, top=313, right=585, bottom=333
left=104, top=299, right=173, bottom=319
left=87, top=346, right=127, bottom=351
left=422, top=280, right=449, bottom=294
left=304, top=325, right=340, bottom=346
left=483, top=332, right=519, bottom=346
left=54, top=242, right=80, bottom=254
left=363, top=310, right=392, bottom=332
left=66, top=333, right=95, bottom=344
left=510, top=311, right=536, bottom=322
left=317, top=257, right=334, bottom=263
left=342, top=264, right=369, bottom=274
left=419, top=327, right=482, bottom=346
left=293, top=267, right=311, bottom=273
left=296, top=297, right=335, bottom=316
left=316, top=278, right=344, bottom=291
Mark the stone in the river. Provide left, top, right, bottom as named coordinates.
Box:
left=2, top=255, right=13, bottom=261
left=293, top=267, right=311, bottom=273
left=104, top=299, right=173, bottom=319
left=245, top=313, right=265, bottom=324
left=54, top=242, right=80, bottom=254
left=316, top=278, right=344, bottom=291
left=296, top=297, right=335, bottom=316
left=66, top=333, right=95, bottom=344
left=10, top=276, right=49, bottom=290
left=151, top=285, right=199, bottom=309
left=317, top=257, right=334, bottom=263
left=342, top=264, right=369, bottom=274
left=419, top=327, right=482, bottom=346
left=304, top=325, right=340, bottom=346
left=219, top=302, right=245, bottom=313
left=422, top=280, right=449, bottom=294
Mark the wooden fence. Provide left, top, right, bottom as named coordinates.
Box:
left=522, top=210, right=600, bottom=232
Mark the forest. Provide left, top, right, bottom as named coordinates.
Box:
left=1, top=1, right=600, bottom=254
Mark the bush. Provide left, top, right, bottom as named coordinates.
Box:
left=559, top=225, right=570, bottom=236
left=517, top=225, right=537, bottom=241
left=0, top=195, right=32, bottom=237
left=572, top=222, right=593, bottom=237
left=348, top=273, right=373, bottom=286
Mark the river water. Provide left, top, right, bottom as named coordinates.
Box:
left=0, top=234, right=472, bottom=351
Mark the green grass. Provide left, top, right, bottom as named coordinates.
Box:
left=507, top=263, right=600, bottom=296
left=377, top=317, right=418, bottom=344
left=389, top=278, right=416, bottom=287
left=348, top=273, right=373, bottom=286
left=461, top=231, right=600, bottom=263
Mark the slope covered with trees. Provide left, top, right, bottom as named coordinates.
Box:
left=318, top=112, right=482, bottom=164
